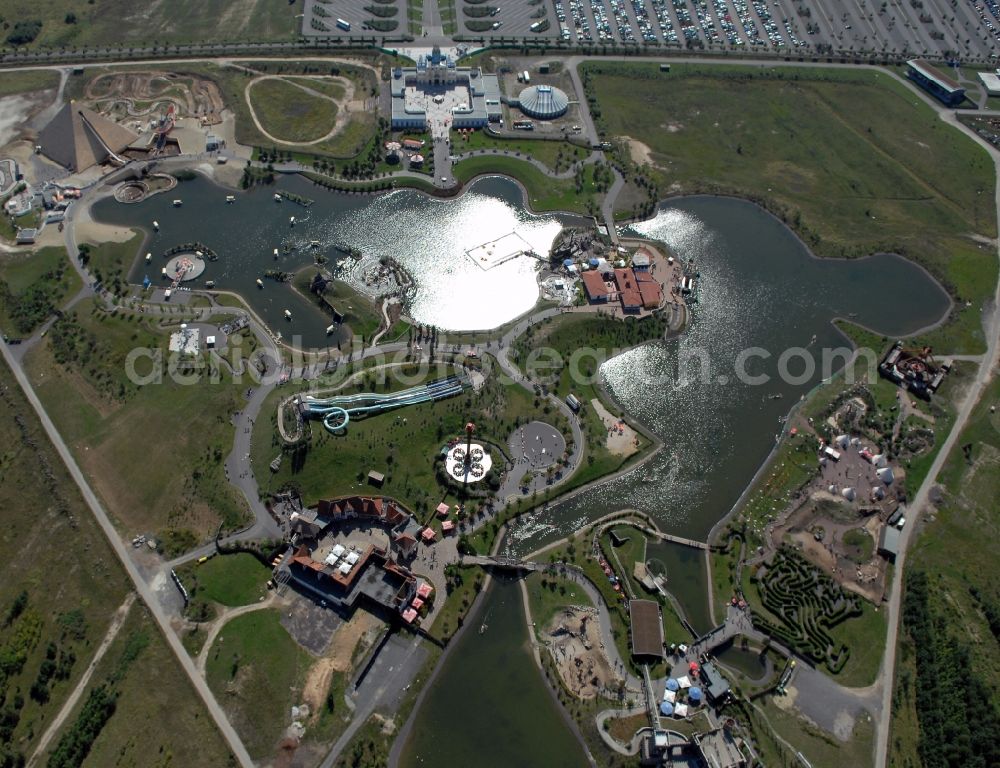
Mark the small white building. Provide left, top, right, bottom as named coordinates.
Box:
left=979, top=71, right=1000, bottom=96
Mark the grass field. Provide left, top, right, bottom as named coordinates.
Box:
left=204, top=60, right=378, bottom=159
left=205, top=608, right=311, bottom=760
left=582, top=62, right=997, bottom=354
left=0, top=354, right=233, bottom=767
left=178, top=553, right=270, bottom=608
left=456, top=131, right=586, bottom=172
left=524, top=571, right=594, bottom=635
left=25, top=298, right=251, bottom=553
left=0, top=246, right=81, bottom=335
left=38, top=605, right=235, bottom=767
left=452, top=155, right=602, bottom=216
left=0, top=0, right=301, bottom=48
left=759, top=698, right=875, bottom=768
left=0, top=69, right=60, bottom=96
left=78, top=230, right=141, bottom=298
left=249, top=78, right=339, bottom=143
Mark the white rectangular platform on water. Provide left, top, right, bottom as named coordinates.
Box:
left=465, top=231, right=535, bottom=271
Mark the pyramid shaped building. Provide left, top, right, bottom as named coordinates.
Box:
left=38, top=101, right=138, bottom=172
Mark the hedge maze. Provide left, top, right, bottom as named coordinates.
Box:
left=750, top=547, right=862, bottom=673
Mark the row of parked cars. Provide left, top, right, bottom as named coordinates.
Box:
left=552, top=0, right=810, bottom=47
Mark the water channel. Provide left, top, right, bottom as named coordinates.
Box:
left=399, top=577, right=589, bottom=768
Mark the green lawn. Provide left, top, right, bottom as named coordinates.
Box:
left=178, top=553, right=270, bottom=607
left=0, top=0, right=301, bottom=48
left=826, top=601, right=887, bottom=688
left=249, top=77, right=338, bottom=143
left=288, top=76, right=346, bottom=101
left=524, top=571, right=594, bottom=635
left=0, top=246, right=82, bottom=335
left=452, top=155, right=602, bottom=216
left=205, top=609, right=311, bottom=759
left=582, top=62, right=997, bottom=353
left=456, top=130, right=586, bottom=172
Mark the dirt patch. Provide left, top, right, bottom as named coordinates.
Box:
left=590, top=398, right=639, bottom=457
left=327, top=609, right=382, bottom=673
left=624, top=136, right=655, bottom=166
left=300, top=609, right=381, bottom=724
left=543, top=607, right=620, bottom=699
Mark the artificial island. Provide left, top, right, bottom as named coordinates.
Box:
left=0, top=10, right=999, bottom=768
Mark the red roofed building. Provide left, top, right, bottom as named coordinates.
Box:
left=393, top=532, right=418, bottom=560
left=416, top=582, right=434, bottom=600
left=317, top=495, right=408, bottom=529
left=421, top=527, right=437, bottom=543
left=581, top=270, right=614, bottom=303
left=614, top=268, right=643, bottom=313
left=635, top=270, right=663, bottom=309
left=442, top=520, right=456, bottom=534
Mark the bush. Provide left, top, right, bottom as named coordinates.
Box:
left=6, top=20, right=43, bottom=45
left=367, top=18, right=399, bottom=30
left=365, top=4, right=399, bottom=16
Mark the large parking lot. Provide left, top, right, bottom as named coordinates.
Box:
left=302, top=0, right=406, bottom=37
left=542, top=0, right=999, bottom=59
left=456, top=0, right=561, bottom=39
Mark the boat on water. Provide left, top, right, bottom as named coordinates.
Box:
left=256, top=278, right=264, bottom=288
left=310, top=240, right=321, bottom=248
left=273, top=248, right=279, bottom=259
left=284, top=309, right=293, bottom=320
left=153, top=220, right=159, bottom=230
left=172, top=199, right=182, bottom=207
left=225, top=195, right=235, bottom=203
left=205, top=280, right=215, bottom=288
left=161, top=266, right=167, bottom=277
left=274, top=193, right=282, bottom=202
left=326, top=324, right=335, bottom=335
left=145, top=252, right=151, bottom=263
left=289, top=216, right=296, bottom=226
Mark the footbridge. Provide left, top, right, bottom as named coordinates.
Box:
left=459, top=555, right=547, bottom=573
left=299, top=374, right=468, bottom=434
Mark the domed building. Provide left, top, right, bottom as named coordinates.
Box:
left=517, top=84, right=569, bottom=120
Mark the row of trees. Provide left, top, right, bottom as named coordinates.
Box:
left=903, top=570, right=1000, bottom=768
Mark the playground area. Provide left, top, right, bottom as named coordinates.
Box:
left=542, top=607, right=619, bottom=699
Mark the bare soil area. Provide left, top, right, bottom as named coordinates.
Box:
left=543, top=607, right=620, bottom=699
left=590, top=397, right=639, bottom=458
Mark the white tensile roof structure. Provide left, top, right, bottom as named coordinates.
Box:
left=842, top=487, right=857, bottom=501
left=877, top=467, right=895, bottom=485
